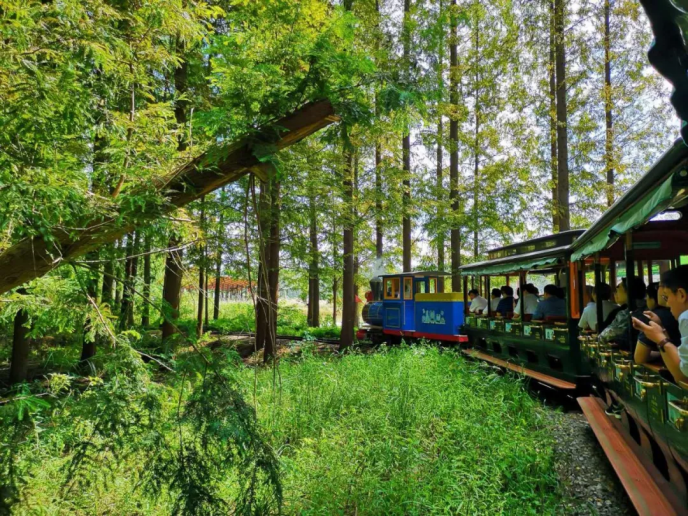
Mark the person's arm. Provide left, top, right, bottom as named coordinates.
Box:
left=632, top=317, right=688, bottom=382
left=578, top=307, right=589, bottom=330
left=634, top=340, right=657, bottom=365
left=532, top=302, right=543, bottom=321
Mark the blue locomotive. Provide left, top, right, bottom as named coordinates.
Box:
left=358, top=271, right=466, bottom=344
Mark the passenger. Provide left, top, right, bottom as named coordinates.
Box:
left=598, top=276, right=647, bottom=351
left=578, top=282, right=617, bottom=332
left=634, top=282, right=681, bottom=367
left=490, top=288, right=502, bottom=312
left=495, top=286, right=515, bottom=317
left=632, top=266, right=688, bottom=383
left=513, top=284, right=539, bottom=318
left=532, top=284, right=567, bottom=320
left=468, top=289, right=488, bottom=314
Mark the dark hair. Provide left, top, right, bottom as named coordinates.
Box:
left=501, top=285, right=514, bottom=297
left=647, top=282, right=659, bottom=304
left=524, top=284, right=538, bottom=295
left=491, top=288, right=501, bottom=297
left=595, top=282, right=612, bottom=301
left=661, top=265, right=688, bottom=293
left=585, top=285, right=594, bottom=298
left=543, top=284, right=559, bottom=296
left=620, top=276, right=647, bottom=299
left=468, top=289, right=479, bottom=296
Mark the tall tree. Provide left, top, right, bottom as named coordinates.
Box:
left=554, top=0, right=570, bottom=230
left=196, top=199, right=206, bottom=337
left=603, top=0, right=614, bottom=208
left=264, top=177, right=281, bottom=362
left=141, top=234, right=151, bottom=327
left=549, top=0, right=559, bottom=232
left=449, top=0, right=461, bottom=291
left=402, top=0, right=413, bottom=272
left=340, top=143, right=355, bottom=350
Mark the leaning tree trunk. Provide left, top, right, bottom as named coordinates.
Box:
left=9, top=290, right=29, bottom=385
left=264, top=179, right=281, bottom=363
left=555, top=0, right=570, bottom=231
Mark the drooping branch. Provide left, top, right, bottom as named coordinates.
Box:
left=0, top=100, right=337, bottom=295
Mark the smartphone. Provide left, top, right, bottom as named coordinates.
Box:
left=634, top=312, right=651, bottom=326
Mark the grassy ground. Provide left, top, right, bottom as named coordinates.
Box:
left=4, top=345, right=564, bottom=515
left=248, top=345, right=562, bottom=515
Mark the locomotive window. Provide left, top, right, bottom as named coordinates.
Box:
left=384, top=278, right=400, bottom=299
left=429, top=277, right=437, bottom=293
left=416, top=281, right=426, bottom=294
left=404, top=278, right=413, bottom=299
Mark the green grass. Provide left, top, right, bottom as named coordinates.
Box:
left=4, top=345, right=564, bottom=515
left=245, top=345, right=562, bottom=515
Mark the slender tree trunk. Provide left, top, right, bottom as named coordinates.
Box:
left=255, top=183, right=270, bottom=351
left=213, top=249, right=222, bottom=320
left=549, top=0, right=559, bottom=232
left=162, top=40, right=189, bottom=341
left=114, top=252, right=123, bottom=312
left=555, top=0, right=570, bottom=230
left=102, top=244, right=115, bottom=306
left=437, top=0, right=445, bottom=292
left=264, top=179, right=281, bottom=362
left=161, top=240, right=183, bottom=340
left=127, top=233, right=139, bottom=328
left=204, top=244, right=209, bottom=327
left=9, top=300, right=30, bottom=385
left=450, top=0, right=461, bottom=292
left=340, top=146, right=355, bottom=350
left=402, top=0, right=412, bottom=272
left=141, top=235, right=151, bottom=327
left=119, top=233, right=135, bottom=330
left=374, top=1, right=384, bottom=262
left=472, top=16, right=480, bottom=260
left=353, top=154, right=360, bottom=329
left=196, top=200, right=205, bottom=337
left=308, top=184, right=320, bottom=327
left=82, top=251, right=100, bottom=360
left=604, top=0, right=614, bottom=207
left=333, top=277, right=338, bottom=326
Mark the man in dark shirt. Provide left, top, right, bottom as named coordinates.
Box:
left=532, top=284, right=567, bottom=320
left=495, top=285, right=515, bottom=317
left=635, top=282, right=681, bottom=365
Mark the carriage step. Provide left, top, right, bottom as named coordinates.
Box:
left=577, top=396, right=684, bottom=516
left=460, top=348, right=576, bottom=390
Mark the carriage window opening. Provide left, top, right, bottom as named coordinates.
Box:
left=429, top=278, right=437, bottom=293
left=403, top=278, right=413, bottom=299
left=416, top=281, right=426, bottom=294
left=385, top=278, right=400, bottom=299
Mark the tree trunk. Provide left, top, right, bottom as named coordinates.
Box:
left=401, top=0, right=412, bottom=273
left=353, top=153, right=360, bottom=329
left=196, top=200, right=205, bottom=337
left=255, top=183, right=270, bottom=351
left=450, top=0, right=461, bottom=292
left=82, top=251, right=100, bottom=361
left=375, top=1, right=384, bottom=262
left=308, top=184, right=320, bottom=327
left=161, top=240, right=183, bottom=341
left=127, top=233, right=139, bottom=328
left=472, top=17, right=480, bottom=260
left=9, top=303, right=30, bottom=385
left=549, top=0, right=559, bottom=232
left=332, top=277, right=338, bottom=326
left=340, top=146, right=355, bottom=350
left=437, top=0, right=445, bottom=292
left=604, top=0, right=614, bottom=207
left=119, top=233, right=134, bottom=330
left=102, top=244, right=115, bottom=306
left=264, top=178, right=281, bottom=362
left=141, top=235, right=151, bottom=327
left=204, top=244, right=209, bottom=327
left=213, top=249, right=222, bottom=320
left=555, top=0, right=570, bottom=230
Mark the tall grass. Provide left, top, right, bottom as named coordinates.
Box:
left=245, top=345, right=562, bottom=515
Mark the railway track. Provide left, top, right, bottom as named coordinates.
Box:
left=212, top=331, right=341, bottom=346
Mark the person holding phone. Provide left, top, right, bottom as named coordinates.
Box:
left=632, top=266, right=688, bottom=384
left=634, top=282, right=680, bottom=367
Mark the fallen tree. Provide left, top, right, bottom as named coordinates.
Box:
left=0, top=100, right=337, bottom=295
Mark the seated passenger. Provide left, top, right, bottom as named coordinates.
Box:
left=489, top=288, right=502, bottom=313
left=634, top=282, right=681, bottom=366
left=632, top=266, right=688, bottom=383
left=468, top=289, right=488, bottom=314
left=598, top=276, right=646, bottom=351
left=578, top=282, right=617, bottom=332
left=495, top=285, right=515, bottom=317
left=532, top=284, right=566, bottom=320
left=513, top=284, right=539, bottom=318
